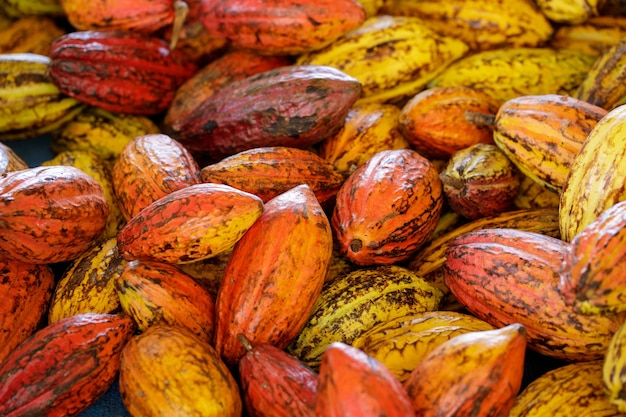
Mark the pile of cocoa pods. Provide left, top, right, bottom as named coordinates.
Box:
left=2, top=0, right=626, bottom=416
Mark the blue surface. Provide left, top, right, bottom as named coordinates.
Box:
left=79, top=379, right=129, bottom=417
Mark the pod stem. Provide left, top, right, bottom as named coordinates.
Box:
left=237, top=333, right=254, bottom=351
left=464, top=110, right=496, bottom=127
left=169, top=0, right=189, bottom=51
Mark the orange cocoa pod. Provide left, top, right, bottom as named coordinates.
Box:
left=164, top=49, right=290, bottom=129
left=318, top=102, right=411, bottom=177
left=119, top=324, right=243, bottom=417
left=0, top=165, right=109, bottom=264
left=403, top=323, right=527, bottom=417
left=332, top=148, right=443, bottom=265
left=214, top=184, right=333, bottom=365
left=61, top=0, right=183, bottom=34
left=239, top=335, right=318, bottom=417
left=315, top=342, right=414, bottom=417
left=443, top=228, right=625, bottom=361
left=0, top=256, right=55, bottom=365
left=116, top=259, right=216, bottom=342
left=0, top=313, right=135, bottom=417
left=199, top=0, right=366, bottom=55
left=112, top=133, right=202, bottom=221
left=200, top=146, right=345, bottom=206
left=398, top=86, right=501, bottom=159
left=0, top=142, right=28, bottom=174
left=117, top=183, right=264, bottom=264
left=559, top=200, right=626, bottom=315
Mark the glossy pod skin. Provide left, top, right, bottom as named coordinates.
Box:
left=48, top=30, right=198, bottom=115
left=199, top=0, right=366, bottom=55
left=332, top=148, right=443, bottom=265
left=0, top=257, right=55, bottom=365
left=443, top=228, right=625, bottom=361
left=117, top=182, right=264, bottom=264
left=168, top=64, right=362, bottom=162
left=0, top=313, right=135, bottom=417
left=214, top=184, right=333, bottom=365
left=0, top=165, right=109, bottom=264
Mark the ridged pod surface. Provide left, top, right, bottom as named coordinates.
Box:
left=443, top=228, right=625, bottom=361
left=48, top=30, right=198, bottom=115
left=199, top=0, right=366, bottom=55
left=0, top=257, right=55, bottom=365
left=48, top=237, right=125, bottom=323
left=514, top=175, right=561, bottom=209
left=239, top=337, right=317, bottom=417
left=51, top=106, right=160, bottom=161
left=510, top=360, right=620, bottom=416
left=0, top=16, right=66, bottom=56
left=550, top=16, right=626, bottom=57
left=429, top=47, right=597, bottom=104
left=576, top=38, right=626, bottom=110
left=404, top=323, right=527, bottom=417
left=493, top=94, right=608, bottom=193
left=42, top=149, right=126, bottom=239
left=201, top=146, right=344, bottom=206
left=296, top=15, right=470, bottom=105
left=0, top=165, right=109, bottom=264
left=170, top=64, right=362, bottom=162
left=214, top=184, right=333, bottom=365
left=351, top=311, right=495, bottom=382
left=381, top=0, right=553, bottom=51
left=559, top=200, right=626, bottom=315
left=559, top=104, right=626, bottom=242
left=116, top=259, right=216, bottom=342
left=535, top=0, right=601, bottom=24
left=112, top=133, right=201, bottom=221
left=439, top=143, right=521, bottom=219
left=0, top=313, right=135, bottom=417
left=119, top=324, right=242, bottom=416
left=117, top=183, right=264, bottom=264
left=315, top=342, right=414, bottom=417
left=318, top=102, right=410, bottom=176
left=289, top=265, right=443, bottom=369
left=61, top=0, right=178, bottom=33
left=0, top=53, right=84, bottom=140
left=332, top=148, right=443, bottom=265
left=398, top=86, right=501, bottom=159
left=164, top=49, right=290, bottom=129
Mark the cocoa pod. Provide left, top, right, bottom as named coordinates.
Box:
left=0, top=165, right=109, bottom=264
left=332, top=148, right=443, bottom=265
left=0, top=256, right=55, bottom=365
left=49, top=30, right=198, bottom=115
left=168, top=64, right=362, bottom=162
left=0, top=313, right=135, bottom=417
left=443, top=228, right=625, bottom=361
left=214, top=184, right=333, bottom=365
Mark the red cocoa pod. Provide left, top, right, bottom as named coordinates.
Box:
left=0, top=313, right=135, bottom=417
left=168, top=64, right=362, bottom=162
left=332, top=148, right=443, bottom=265
left=559, top=199, right=626, bottom=315
left=0, top=165, right=109, bottom=264
left=0, top=257, right=55, bottom=365
left=117, top=183, right=264, bottom=264
left=315, top=342, right=414, bottom=417
left=164, top=49, right=291, bottom=129
left=214, top=184, right=333, bottom=365
left=49, top=30, right=198, bottom=115
left=239, top=335, right=318, bottom=417
left=199, top=0, right=366, bottom=55
left=112, top=133, right=202, bottom=221
left=200, top=146, right=345, bottom=206
left=443, top=227, right=625, bottom=361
